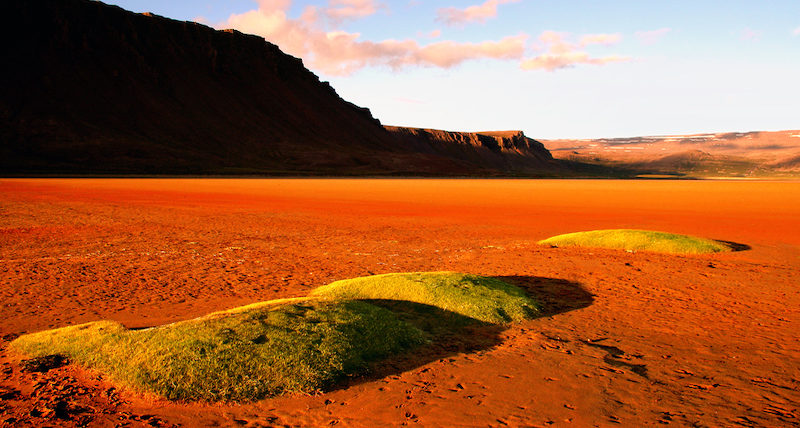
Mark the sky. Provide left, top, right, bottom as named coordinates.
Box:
left=106, top=0, right=800, bottom=139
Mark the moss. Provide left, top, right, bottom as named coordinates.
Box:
left=538, top=229, right=735, bottom=254
left=11, top=272, right=540, bottom=402
left=310, top=272, right=540, bottom=324
left=11, top=300, right=426, bottom=402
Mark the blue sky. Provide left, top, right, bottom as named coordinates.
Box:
left=107, top=0, right=800, bottom=138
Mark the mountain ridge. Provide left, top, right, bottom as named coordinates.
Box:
left=542, top=130, right=800, bottom=177
left=385, top=126, right=559, bottom=173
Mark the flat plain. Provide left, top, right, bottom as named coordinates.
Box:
left=1, top=178, right=799, bottom=427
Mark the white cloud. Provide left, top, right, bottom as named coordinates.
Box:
left=324, top=0, right=383, bottom=22
left=436, top=0, right=519, bottom=26
left=222, top=2, right=527, bottom=75
left=221, top=2, right=630, bottom=75
left=521, top=31, right=629, bottom=71
left=635, top=28, right=671, bottom=45
left=579, top=33, right=622, bottom=46
left=741, top=28, right=760, bottom=41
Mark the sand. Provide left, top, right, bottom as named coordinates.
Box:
left=1, top=178, right=799, bottom=426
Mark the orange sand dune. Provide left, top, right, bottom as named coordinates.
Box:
left=1, top=178, right=799, bottom=426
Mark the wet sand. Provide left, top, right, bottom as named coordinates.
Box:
left=1, top=178, right=799, bottom=426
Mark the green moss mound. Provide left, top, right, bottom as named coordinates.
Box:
left=538, top=229, right=734, bottom=254
left=10, top=299, right=426, bottom=401
left=310, top=272, right=540, bottom=324
left=11, top=272, right=540, bottom=402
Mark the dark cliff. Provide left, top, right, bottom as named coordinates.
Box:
left=0, top=0, right=558, bottom=176
left=386, top=127, right=559, bottom=173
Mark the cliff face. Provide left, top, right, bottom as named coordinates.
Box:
left=0, top=0, right=402, bottom=174
left=385, top=127, right=558, bottom=173
left=0, top=0, right=558, bottom=176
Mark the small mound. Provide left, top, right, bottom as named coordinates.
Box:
left=538, top=229, right=735, bottom=254
left=310, top=272, right=540, bottom=324
left=10, top=300, right=426, bottom=402
left=11, top=272, right=540, bottom=402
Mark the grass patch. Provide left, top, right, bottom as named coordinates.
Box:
left=11, top=272, right=540, bottom=402
left=538, top=229, right=735, bottom=254
left=10, top=299, right=426, bottom=401
left=310, top=272, right=540, bottom=324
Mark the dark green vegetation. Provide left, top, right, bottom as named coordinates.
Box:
left=11, top=273, right=538, bottom=402
left=539, top=229, right=737, bottom=254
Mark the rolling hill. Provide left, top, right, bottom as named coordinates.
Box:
left=542, top=130, right=800, bottom=177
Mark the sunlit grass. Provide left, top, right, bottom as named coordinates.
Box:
left=11, top=299, right=426, bottom=401
left=538, top=229, right=734, bottom=254
left=310, top=272, right=540, bottom=324
left=11, top=272, right=539, bottom=402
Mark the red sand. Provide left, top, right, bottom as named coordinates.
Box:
left=1, top=178, right=799, bottom=426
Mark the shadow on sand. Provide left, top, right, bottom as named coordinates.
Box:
left=715, top=240, right=751, bottom=252
left=333, top=275, right=594, bottom=391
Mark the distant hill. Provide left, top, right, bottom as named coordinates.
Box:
left=542, top=130, right=800, bottom=177
left=0, top=0, right=560, bottom=176
left=385, top=127, right=560, bottom=175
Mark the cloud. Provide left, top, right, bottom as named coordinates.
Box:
left=793, top=27, right=800, bottom=36
left=222, top=1, right=526, bottom=75
left=579, top=33, right=622, bottom=46
left=414, top=35, right=527, bottom=67
left=222, top=2, right=629, bottom=75
left=521, top=31, right=629, bottom=71
left=324, top=0, right=383, bottom=22
left=741, top=27, right=760, bottom=41
left=635, top=28, right=671, bottom=45
left=520, top=53, right=628, bottom=71
left=436, top=0, right=519, bottom=26
left=415, top=29, right=441, bottom=39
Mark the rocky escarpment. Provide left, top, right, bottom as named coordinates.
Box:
left=386, top=127, right=559, bottom=174
left=0, top=0, right=561, bottom=176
